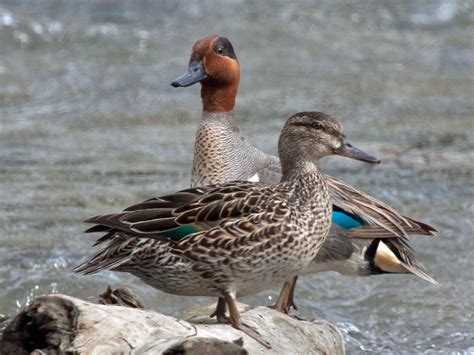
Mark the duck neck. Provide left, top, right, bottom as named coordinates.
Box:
left=281, top=159, right=326, bottom=204
left=200, top=80, right=238, bottom=113
left=200, top=110, right=239, bottom=132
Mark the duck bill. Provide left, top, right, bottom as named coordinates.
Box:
left=170, top=60, right=207, bottom=87
left=334, top=139, right=381, bottom=164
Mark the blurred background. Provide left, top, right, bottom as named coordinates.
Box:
left=1, top=1, right=473, bottom=353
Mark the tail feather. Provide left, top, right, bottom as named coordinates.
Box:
left=371, top=239, right=437, bottom=285
left=400, top=261, right=438, bottom=285
left=72, top=254, right=131, bottom=275
left=93, top=231, right=117, bottom=246
left=72, top=235, right=136, bottom=275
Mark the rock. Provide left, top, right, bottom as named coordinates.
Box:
left=1, top=294, right=345, bottom=354
left=98, top=285, right=145, bottom=309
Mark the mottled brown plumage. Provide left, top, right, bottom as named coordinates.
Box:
left=74, top=112, right=379, bottom=347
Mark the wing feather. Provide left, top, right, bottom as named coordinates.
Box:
left=325, top=175, right=438, bottom=238
left=84, top=181, right=285, bottom=243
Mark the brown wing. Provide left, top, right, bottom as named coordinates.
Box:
left=325, top=175, right=439, bottom=238
left=84, top=181, right=284, bottom=239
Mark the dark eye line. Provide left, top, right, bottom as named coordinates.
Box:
left=292, top=122, right=325, bottom=130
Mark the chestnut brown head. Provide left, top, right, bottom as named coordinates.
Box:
left=171, top=35, right=240, bottom=112
left=171, top=35, right=239, bottom=88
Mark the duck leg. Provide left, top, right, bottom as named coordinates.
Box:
left=210, top=297, right=229, bottom=323
left=223, top=292, right=271, bottom=349
left=271, top=276, right=299, bottom=314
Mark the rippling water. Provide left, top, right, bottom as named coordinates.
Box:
left=1, top=1, right=473, bottom=353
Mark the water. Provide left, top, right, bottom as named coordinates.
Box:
left=1, top=1, right=473, bottom=353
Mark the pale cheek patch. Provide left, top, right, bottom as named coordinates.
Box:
left=333, top=138, right=342, bottom=150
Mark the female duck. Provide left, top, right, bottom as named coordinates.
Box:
left=74, top=112, right=379, bottom=347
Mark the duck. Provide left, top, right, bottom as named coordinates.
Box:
left=74, top=112, right=380, bottom=347
left=170, top=35, right=439, bottom=313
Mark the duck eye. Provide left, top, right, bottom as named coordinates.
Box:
left=311, top=122, right=323, bottom=130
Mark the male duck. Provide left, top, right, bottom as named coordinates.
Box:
left=171, top=35, right=438, bottom=313
left=74, top=112, right=380, bottom=347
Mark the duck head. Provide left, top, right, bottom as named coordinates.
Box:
left=279, top=112, right=380, bottom=176
left=171, top=35, right=240, bottom=113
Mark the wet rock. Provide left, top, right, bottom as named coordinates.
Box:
left=1, top=294, right=345, bottom=354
